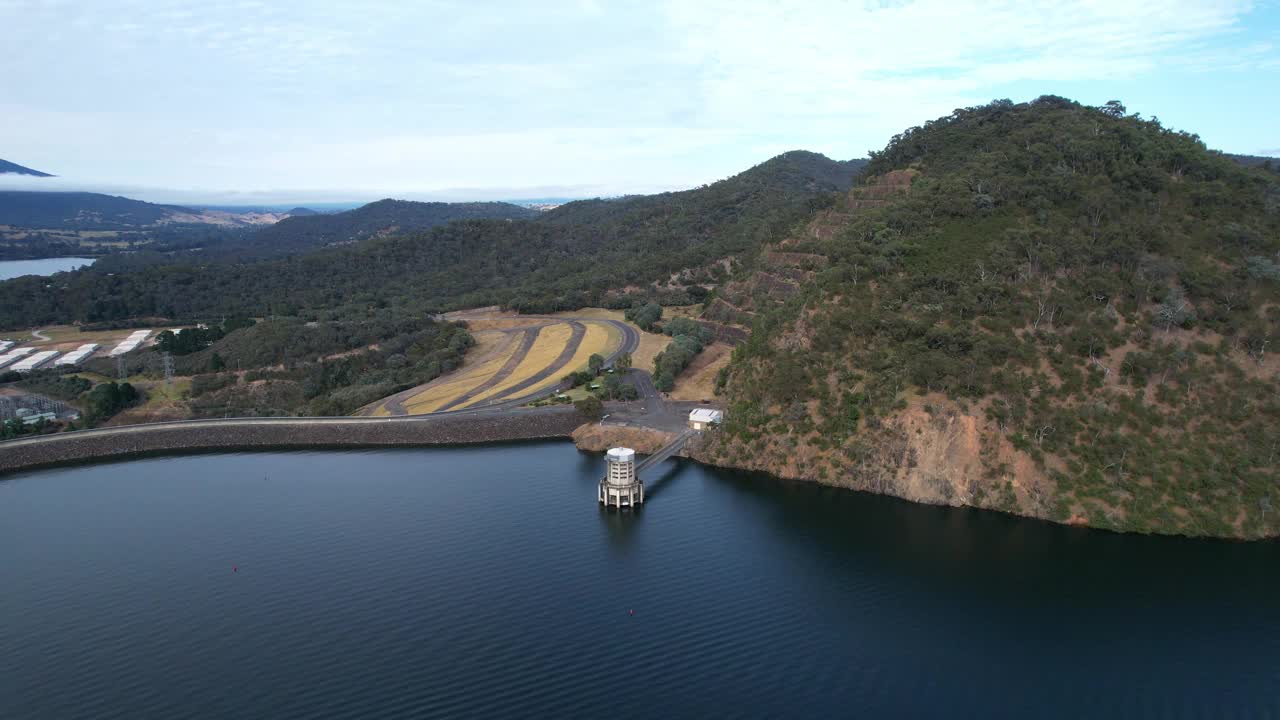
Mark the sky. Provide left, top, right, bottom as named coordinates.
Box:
left=1, top=0, right=1278, bottom=205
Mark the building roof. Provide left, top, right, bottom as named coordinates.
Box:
left=689, top=408, right=723, bottom=422
left=11, top=350, right=59, bottom=372
left=606, top=447, right=636, bottom=461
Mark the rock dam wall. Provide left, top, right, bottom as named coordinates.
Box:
left=0, top=408, right=586, bottom=476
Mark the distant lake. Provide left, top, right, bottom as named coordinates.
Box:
left=0, top=257, right=95, bottom=280
left=2, top=443, right=1278, bottom=718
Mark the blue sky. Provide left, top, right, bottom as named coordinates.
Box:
left=2, top=0, right=1277, bottom=204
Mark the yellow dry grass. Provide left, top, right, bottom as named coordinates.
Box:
left=549, top=307, right=668, bottom=373
left=462, top=328, right=512, bottom=359
left=401, top=330, right=525, bottom=414
left=550, top=320, right=617, bottom=377
left=551, top=308, right=625, bottom=322
left=459, top=322, right=576, bottom=406
left=458, top=320, right=621, bottom=408
left=669, top=341, right=733, bottom=401
left=632, top=331, right=672, bottom=374
left=106, top=377, right=194, bottom=425
left=461, top=317, right=549, bottom=332
left=357, top=309, right=635, bottom=415
left=580, top=321, right=623, bottom=370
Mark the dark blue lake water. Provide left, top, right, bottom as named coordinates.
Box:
left=2, top=443, right=1277, bottom=718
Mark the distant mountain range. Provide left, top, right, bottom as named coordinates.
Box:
left=0, top=188, right=545, bottom=262
left=0, top=158, right=53, bottom=177
left=0, top=190, right=322, bottom=261
left=0, top=148, right=869, bottom=326
left=0, top=190, right=188, bottom=229
left=234, top=199, right=539, bottom=259
left=0, top=190, right=297, bottom=230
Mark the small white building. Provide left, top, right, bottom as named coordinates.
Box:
left=688, top=408, right=723, bottom=431
left=0, top=340, right=13, bottom=352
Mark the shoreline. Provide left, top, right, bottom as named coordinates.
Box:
left=5, top=413, right=1276, bottom=543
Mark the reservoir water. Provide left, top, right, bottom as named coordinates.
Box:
left=0, top=256, right=95, bottom=280
left=2, top=443, right=1277, bottom=718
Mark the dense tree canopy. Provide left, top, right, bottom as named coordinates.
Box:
left=0, top=151, right=864, bottom=329
left=717, top=96, right=1280, bottom=538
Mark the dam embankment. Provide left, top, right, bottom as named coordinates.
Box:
left=0, top=407, right=585, bottom=475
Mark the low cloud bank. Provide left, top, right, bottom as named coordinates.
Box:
left=0, top=174, right=627, bottom=207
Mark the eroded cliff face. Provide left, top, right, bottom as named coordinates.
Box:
left=685, top=396, right=1057, bottom=523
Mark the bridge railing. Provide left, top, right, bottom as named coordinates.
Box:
left=633, top=429, right=694, bottom=474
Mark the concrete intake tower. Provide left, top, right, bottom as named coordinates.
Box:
left=599, top=447, right=643, bottom=508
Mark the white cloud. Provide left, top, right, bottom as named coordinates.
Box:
left=661, top=0, right=1258, bottom=124
left=0, top=0, right=1273, bottom=200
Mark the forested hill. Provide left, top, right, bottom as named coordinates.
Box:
left=225, top=199, right=539, bottom=259
left=0, top=191, right=191, bottom=229
left=705, top=96, right=1280, bottom=539
left=0, top=159, right=53, bottom=176
left=537, top=151, right=865, bottom=268
left=1228, top=153, right=1280, bottom=175
left=0, top=150, right=864, bottom=325
left=544, top=151, right=865, bottom=226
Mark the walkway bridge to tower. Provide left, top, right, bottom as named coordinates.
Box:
left=635, top=429, right=693, bottom=474
left=598, top=429, right=694, bottom=508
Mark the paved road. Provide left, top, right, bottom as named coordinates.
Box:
left=601, top=369, right=707, bottom=433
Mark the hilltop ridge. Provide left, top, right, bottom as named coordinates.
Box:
left=0, top=150, right=866, bottom=325
left=701, top=96, right=1280, bottom=538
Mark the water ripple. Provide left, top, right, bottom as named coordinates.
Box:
left=2, top=445, right=1278, bottom=719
